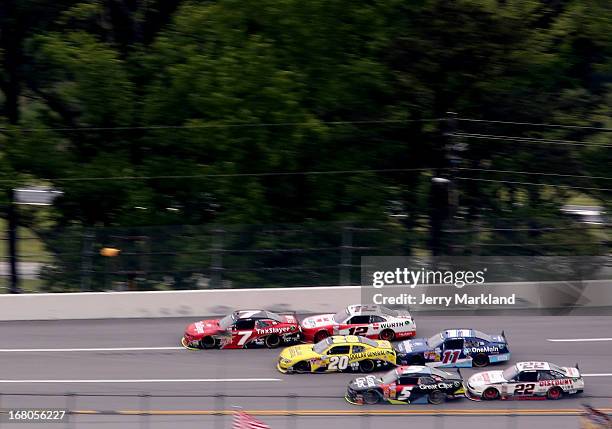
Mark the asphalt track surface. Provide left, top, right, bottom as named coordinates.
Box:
left=0, top=315, right=611, bottom=428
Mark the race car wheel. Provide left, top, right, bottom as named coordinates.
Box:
left=265, top=334, right=282, bottom=349
left=293, top=361, right=311, bottom=374
left=547, top=387, right=563, bottom=400
left=482, top=387, right=500, bottom=400
left=472, top=353, right=489, bottom=367
left=427, top=390, right=446, bottom=405
left=200, top=336, right=216, bottom=349
left=359, top=359, right=376, bottom=373
left=379, top=329, right=395, bottom=341
left=314, top=330, right=329, bottom=343
left=362, top=390, right=382, bottom=405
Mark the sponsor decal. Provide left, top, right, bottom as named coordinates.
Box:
left=419, top=382, right=458, bottom=390
left=195, top=322, right=205, bottom=334
left=380, top=321, right=411, bottom=329
left=255, top=326, right=293, bottom=335
left=355, top=376, right=377, bottom=388
left=466, top=346, right=500, bottom=353
left=350, top=350, right=389, bottom=360
left=539, top=379, right=574, bottom=387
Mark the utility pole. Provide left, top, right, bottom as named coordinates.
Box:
left=6, top=188, right=19, bottom=293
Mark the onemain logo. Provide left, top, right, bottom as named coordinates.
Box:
left=371, top=268, right=487, bottom=289
left=466, top=346, right=500, bottom=353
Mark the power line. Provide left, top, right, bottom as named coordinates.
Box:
left=456, top=167, right=612, bottom=181
left=450, top=132, right=612, bottom=148
left=456, top=118, right=612, bottom=132
left=455, top=176, right=612, bottom=192
left=0, top=118, right=444, bottom=133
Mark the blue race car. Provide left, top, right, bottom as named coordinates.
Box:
left=395, top=329, right=509, bottom=368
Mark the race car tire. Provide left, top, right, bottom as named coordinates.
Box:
left=472, top=353, right=489, bottom=367
left=546, top=387, right=563, bottom=400
left=200, top=336, right=216, bottom=349
left=482, top=387, right=500, bottom=400
left=265, top=334, right=282, bottom=349
left=427, top=390, right=446, bottom=405
left=293, top=361, right=311, bottom=374
left=314, top=330, right=329, bottom=343
left=359, top=359, right=376, bottom=373
left=362, top=390, right=382, bottom=405
left=379, top=329, right=395, bottom=341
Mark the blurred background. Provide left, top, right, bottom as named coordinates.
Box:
left=0, top=0, right=610, bottom=293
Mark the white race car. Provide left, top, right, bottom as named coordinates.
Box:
left=300, top=304, right=416, bottom=343
left=466, top=361, right=584, bottom=400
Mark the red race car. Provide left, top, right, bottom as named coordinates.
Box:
left=300, top=304, right=416, bottom=343
left=181, top=309, right=301, bottom=349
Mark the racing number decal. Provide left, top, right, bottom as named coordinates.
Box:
left=236, top=331, right=253, bottom=346
left=328, top=356, right=349, bottom=371
left=442, top=350, right=461, bottom=364
left=348, top=326, right=368, bottom=336
left=397, top=387, right=412, bottom=401
left=514, top=384, right=535, bottom=395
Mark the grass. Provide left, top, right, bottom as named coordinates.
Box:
left=0, top=219, right=52, bottom=263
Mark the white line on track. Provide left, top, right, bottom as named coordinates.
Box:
left=0, top=347, right=184, bottom=352
left=547, top=338, right=612, bottom=342
left=0, top=378, right=282, bottom=383
left=583, top=374, right=612, bottom=377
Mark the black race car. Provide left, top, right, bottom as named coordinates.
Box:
left=345, top=365, right=465, bottom=405
left=395, top=328, right=509, bottom=368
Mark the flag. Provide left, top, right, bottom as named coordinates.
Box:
left=232, top=410, right=270, bottom=429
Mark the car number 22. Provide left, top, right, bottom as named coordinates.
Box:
left=328, top=356, right=349, bottom=370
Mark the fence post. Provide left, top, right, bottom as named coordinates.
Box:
left=210, top=229, right=224, bottom=288
left=214, top=393, right=226, bottom=429
left=80, top=228, right=94, bottom=292
left=286, top=393, right=297, bottom=429
left=340, top=224, right=353, bottom=286
left=65, top=392, right=75, bottom=429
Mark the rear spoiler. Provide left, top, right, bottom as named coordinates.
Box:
left=457, top=368, right=462, bottom=378
left=501, top=330, right=507, bottom=344
left=576, top=363, right=580, bottom=370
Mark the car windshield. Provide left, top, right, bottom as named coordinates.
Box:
left=313, top=337, right=334, bottom=354
left=502, top=365, right=519, bottom=381
left=473, top=330, right=493, bottom=342
left=332, top=308, right=349, bottom=323
left=427, top=333, right=444, bottom=348
left=218, top=313, right=236, bottom=330
left=381, top=369, right=398, bottom=384
left=549, top=363, right=564, bottom=373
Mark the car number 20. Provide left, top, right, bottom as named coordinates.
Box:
left=328, top=356, right=349, bottom=370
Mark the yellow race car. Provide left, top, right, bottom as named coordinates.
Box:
left=277, top=335, right=397, bottom=373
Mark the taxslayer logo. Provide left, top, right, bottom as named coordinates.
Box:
left=256, top=326, right=293, bottom=335
left=539, top=379, right=573, bottom=387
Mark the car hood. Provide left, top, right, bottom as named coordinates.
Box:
left=300, top=314, right=335, bottom=329
left=468, top=370, right=506, bottom=387
left=279, top=344, right=318, bottom=361
left=396, top=338, right=429, bottom=353
left=185, top=319, right=222, bottom=336
left=348, top=375, right=383, bottom=391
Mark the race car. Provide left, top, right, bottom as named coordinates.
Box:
left=181, top=310, right=301, bottom=349
left=277, top=335, right=396, bottom=374
left=465, top=361, right=584, bottom=400
left=300, top=304, right=415, bottom=343
left=396, top=328, right=509, bottom=367
left=346, top=365, right=465, bottom=405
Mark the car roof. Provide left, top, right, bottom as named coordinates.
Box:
left=346, top=304, right=383, bottom=315
left=442, top=329, right=479, bottom=339
left=396, top=365, right=429, bottom=375
left=516, top=361, right=551, bottom=371
left=234, top=310, right=281, bottom=321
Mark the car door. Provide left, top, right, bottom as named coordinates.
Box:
left=395, top=375, right=420, bottom=402
left=369, top=315, right=386, bottom=336
left=324, top=345, right=351, bottom=372
left=230, top=318, right=256, bottom=347
left=506, top=370, right=538, bottom=397
left=338, top=315, right=371, bottom=336
left=441, top=338, right=464, bottom=365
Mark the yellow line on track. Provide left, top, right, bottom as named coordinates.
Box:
left=71, top=408, right=612, bottom=417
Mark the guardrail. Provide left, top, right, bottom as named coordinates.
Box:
left=0, top=280, right=610, bottom=321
